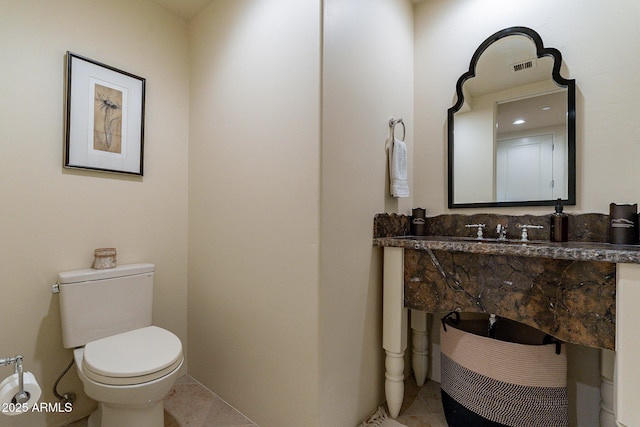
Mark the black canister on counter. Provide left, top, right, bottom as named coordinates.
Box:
left=609, top=203, right=638, bottom=245
left=411, top=207, right=426, bottom=236
left=550, top=198, right=568, bottom=242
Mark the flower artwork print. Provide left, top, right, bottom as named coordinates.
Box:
left=64, top=51, right=145, bottom=175
left=94, top=84, right=123, bottom=154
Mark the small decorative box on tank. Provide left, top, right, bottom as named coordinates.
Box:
left=93, top=248, right=116, bottom=269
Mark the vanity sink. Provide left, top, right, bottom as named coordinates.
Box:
left=391, top=235, right=547, bottom=245
left=379, top=234, right=640, bottom=264
left=374, top=212, right=640, bottom=264
left=373, top=212, right=640, bottom=423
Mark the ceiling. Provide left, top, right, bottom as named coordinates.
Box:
left=149, top=0, right=216, bottom=20
left=151, top=0, right=426, bottom=19
left=496, top=90, right=567, bottom=134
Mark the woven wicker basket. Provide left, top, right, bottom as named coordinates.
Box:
left=440, top=313, right=568, bottom=427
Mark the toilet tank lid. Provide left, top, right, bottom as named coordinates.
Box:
left=57, top=263, right=155, bottom=284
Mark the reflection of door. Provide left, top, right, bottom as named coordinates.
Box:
left=496, top=134, right=554, bottom=201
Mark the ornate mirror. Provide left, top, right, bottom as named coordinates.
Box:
left=448, top=26, right=576, bottom=208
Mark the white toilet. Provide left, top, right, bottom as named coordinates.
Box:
left=57, top=263, right=183, bottom=427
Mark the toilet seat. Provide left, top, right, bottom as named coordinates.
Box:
left=82, top=326, right=183, bottom=386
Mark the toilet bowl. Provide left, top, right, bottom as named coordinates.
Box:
left=73, top=327, right=183, bottom=427
left=56, top=264, right=183, bottom=427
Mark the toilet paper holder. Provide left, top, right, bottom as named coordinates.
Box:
left=0, top=355, right=30, bottom=404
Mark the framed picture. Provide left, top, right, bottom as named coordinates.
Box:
left=64, top=52, right=145, bottom=175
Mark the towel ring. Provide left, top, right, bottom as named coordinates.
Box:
left=389, top=118, right=405, bottom=142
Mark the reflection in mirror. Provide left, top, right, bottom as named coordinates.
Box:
left=448, top=27, right=575, bottom=208
left=496, top=92, right=568, bottom=202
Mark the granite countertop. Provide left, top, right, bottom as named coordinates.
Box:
left=373, top=235, right=640, bottom=264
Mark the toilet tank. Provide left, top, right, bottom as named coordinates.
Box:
left=57, top=263, right=155, bottom=348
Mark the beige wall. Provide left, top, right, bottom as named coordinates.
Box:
left=187, top=1, right=322, bottom=426
left=414, top=1, right=640, bottom=425
left=188, top=1, right=415, bottom=426
left=320, top=0, right=414, bottom=425
left=0, top=1, right=189, bottom=425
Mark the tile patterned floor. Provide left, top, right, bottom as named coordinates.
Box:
left=64, top=375, right=257, bottom=427
left=390, top=378, right=448, bottom=427
left=65, top=375, right=445, bottom=427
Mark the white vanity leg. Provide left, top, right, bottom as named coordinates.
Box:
left=600, top=349, right=615, bottom=427
left=615, top=263, right=640, bottom=427
left=411, top=310, right=429, bottom=387
left=383, top=247, right=407, bottom=418
left=385, top=350, right=405, bottom=418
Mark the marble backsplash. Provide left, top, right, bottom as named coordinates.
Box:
left=373, top=212, right=610, bottom=242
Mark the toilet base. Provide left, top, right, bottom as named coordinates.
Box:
left=88, top=401, right=164, bottom=427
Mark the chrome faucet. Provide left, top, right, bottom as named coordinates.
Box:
left=465, top=223, right=486, bottom=239
left=517, top=224, right=544, bottom=241
left=496, top=224, right=508, bottom=240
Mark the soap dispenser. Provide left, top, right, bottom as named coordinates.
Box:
left=550, top=198, right=568, bottom=242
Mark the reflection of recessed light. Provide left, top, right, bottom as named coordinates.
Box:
left=542, top=106, right=551, bottom=111
left=513, top=119, right=526, bottom=125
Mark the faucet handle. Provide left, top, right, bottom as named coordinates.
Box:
left=517, top=224, right=544, bottom=241
left=465, top=223, right=486, bottom=239
left=496, top=224, right=507, bottom=240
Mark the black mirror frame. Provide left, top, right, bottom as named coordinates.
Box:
left=447, top=26, right=576, bottom=209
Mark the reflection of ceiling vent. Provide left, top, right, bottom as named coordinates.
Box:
left=511, top=58, right=537, bottom=72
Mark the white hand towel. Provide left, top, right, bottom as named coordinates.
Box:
left=389, top=138, right=409, bottom=197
